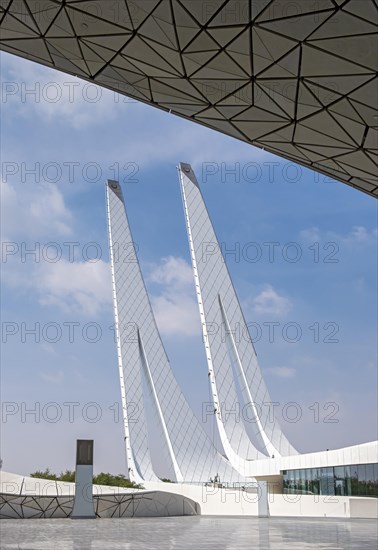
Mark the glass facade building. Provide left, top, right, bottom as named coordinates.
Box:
left=283, top=463, right=378, bottom=497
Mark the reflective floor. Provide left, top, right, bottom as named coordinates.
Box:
left=1, top=517, right=377, bottom=549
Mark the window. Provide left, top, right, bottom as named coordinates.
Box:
left=320, top=467, right=334, bottom=496
left=334, top=466, right=346, bottom=496
left=374, top=464, right=378, bottom=496
left=344, top=465, right=352, bottom=496
left=365, top=464, right=375, bottom=496
left=351, top=467, right=359, bottom=496
left=357, top=464, right=367, bottom=496
left=282, top=463, right=377, bottom=497
left=309, top=468, right=320, bottom=495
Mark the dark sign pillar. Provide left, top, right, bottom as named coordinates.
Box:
left=71, top=439, right=96, bottom=519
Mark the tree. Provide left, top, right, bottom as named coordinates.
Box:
left=30, top=468, right=57, bottom=480
left=59, top=470, right=75, bottom=482
left=29, top=469, right=143, bottom=489
left=93, top=472, right=143, bottom=489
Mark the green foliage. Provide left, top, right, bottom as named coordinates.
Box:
left=59, top=470, right=75, bottom=482
left=160, top=478, right=174, bottom=483
left=93, top=472, right=143, bottom=489
left=30, top=468, right=57, bottom=480
left=29, top=469, right=143, bottom=489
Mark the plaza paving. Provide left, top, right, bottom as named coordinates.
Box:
left=1, top=516, right=377, bottom=549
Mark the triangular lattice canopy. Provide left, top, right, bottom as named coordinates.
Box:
left=1, top=0, right=377, bottom=196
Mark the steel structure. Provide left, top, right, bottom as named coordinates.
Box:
left=106, top=178, right=244, bottom=483
left=106, top=165, right=299, bottom=482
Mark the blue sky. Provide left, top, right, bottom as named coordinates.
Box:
left=1, top=51, right=377, bottom=477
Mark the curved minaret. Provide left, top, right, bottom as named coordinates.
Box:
left=178, top=163, right=297, bottom=475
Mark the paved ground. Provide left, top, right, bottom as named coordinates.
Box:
left=0, top=516, right=377, bottom=549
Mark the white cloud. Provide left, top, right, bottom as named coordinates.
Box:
left=149, top=256, right=193, bottom=288
left=3, top=53, right=124, bottom=129
left=36, top=259, right=112, bottom=317
left=299, top=226, right=320, bottom=242
left=347, top=226, right=377, bottom=243
left=290, top=355, right=335, bottom=371
left=266, top=367, right=296, bottom=378
left=1, top=179, right=72, bottom=239
left=251, top=284, right=292, bottom=317
left=148, top=256, right=200, bottom=337
left=40, top=343, right=58, bottom=356
left=151, top=293, right=200, bottom=338
left=1, top=179, right=111, bottom=317
left=300, top=225, right=377, bottom=246
left=39, top=368, right=65, bottom=385
left=2, top=251, right=112, bottom=318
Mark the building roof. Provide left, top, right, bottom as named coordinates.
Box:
left=1, top=0, right=377, bottom=196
